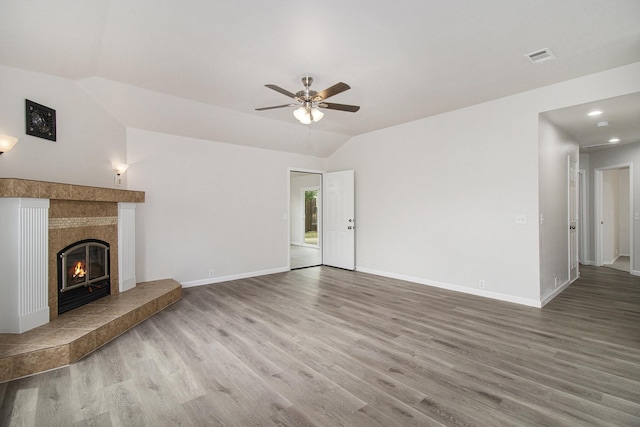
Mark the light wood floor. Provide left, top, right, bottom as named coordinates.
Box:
left=604, top=256, right=631, bottom=273
left=290, top=245, right=321, bottom=269
left=1, top=265, right=639, bottom=426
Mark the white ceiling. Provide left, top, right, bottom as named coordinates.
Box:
left=542, top=92, right=640, bottom=153
left=1, top=0, right=640, bottom=156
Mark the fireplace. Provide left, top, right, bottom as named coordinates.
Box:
left=0, top=178, right=143, bottom=334
left=57, top=239, right=111, bottom=314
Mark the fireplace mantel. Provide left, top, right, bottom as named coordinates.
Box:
left=0, top=178, right=145, bottom=334
left=0, top=178, right=144, bottom=203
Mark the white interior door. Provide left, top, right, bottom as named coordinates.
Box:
left=323, top=170, right=355, bottom=270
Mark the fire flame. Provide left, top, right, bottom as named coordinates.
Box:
left=72, top=261, right=87, bottom=278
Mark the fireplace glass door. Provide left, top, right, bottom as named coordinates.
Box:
left=57, top=239, right=110, bottom=314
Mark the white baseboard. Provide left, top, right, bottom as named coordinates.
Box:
left=181, top=267, right=289, bottom=288
left=632, top=270, right=640, bottom=277
left=119, top=276, right=137, bottom=293
left=355, top=266, right=542, bottom=308
left=540, top=278, right=572, bottom=307
left=18, top=307, right=50, bottom=333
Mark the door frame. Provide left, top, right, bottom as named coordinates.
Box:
left=568, top=156, right=579, bottom=283
left=288, top=168, right=325, bottom=270
left=594, top=162, right=633, bottom=270
left=578, top=169, right=588, bottom=265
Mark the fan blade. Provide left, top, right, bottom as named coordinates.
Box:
left=255, top=104, right=297, bottom=111
left=318, top=102, right=360, bottom=112
left=315, top=82, right=350, bottom=100
left=265, top=84, right=296, bottom=98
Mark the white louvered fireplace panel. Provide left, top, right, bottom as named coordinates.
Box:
left=118, top=202, right=137, bottom=292
left=18, top=198, right=50, bottom=333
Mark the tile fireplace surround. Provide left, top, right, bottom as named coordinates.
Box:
left=0, top=178, right=182, bottom=382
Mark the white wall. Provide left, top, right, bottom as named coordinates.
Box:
left=290, top=173, right=322, bottom=245
left=602, top=169, right=621, bottom=263
left=126, top=129, right=324, bottom=286
left=327, top=62, right=640, bottom=306
left=538, top=115, right=579, bottom=300
left=328, top=99, right=542, bottom=305
left=0, top=66, right=126, bottom=187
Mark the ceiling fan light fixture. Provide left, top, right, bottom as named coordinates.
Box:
left=300, top=114, right=312, bottom=125
left=293, top=105, right=323, bottom=124
left=293, top=106, right=306, bottom=121
left=310, top=107, right=324, bottom=122
left=294, top=106, right=312, bottom=124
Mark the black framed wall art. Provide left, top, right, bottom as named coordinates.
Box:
left=26, top=99, right=56, bottom=141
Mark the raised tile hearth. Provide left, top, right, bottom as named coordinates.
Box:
left=0, top=279, right=181, bottom=383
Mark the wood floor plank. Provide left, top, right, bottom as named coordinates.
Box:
left=126, top=359, right=195, bottom=426
left=321, top=364, right=445, bottom=427
left=1, top=264, right=639, bottom=426
left=34, top=367, right=73, bottom=426
left=68, top=351, right=109, bottom=425
left=0, top=377, right=39, bottom=426
left=102, top=380, right=153, bottom=426
left=71, top=411, right=113, bottom=427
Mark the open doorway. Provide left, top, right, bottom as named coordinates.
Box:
left=540, top=92, right=639, bottom=291
left=290, top=171, right=322, bottom=269
left=595, top=165, right=632, bottom=273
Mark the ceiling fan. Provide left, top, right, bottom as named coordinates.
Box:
left=256, top=76, right=360, bottom=124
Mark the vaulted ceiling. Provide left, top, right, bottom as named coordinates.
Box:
left=2, top=0, right=639, bottom=156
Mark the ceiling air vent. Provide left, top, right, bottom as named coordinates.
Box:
left=525, top=48, right=555, bottom=64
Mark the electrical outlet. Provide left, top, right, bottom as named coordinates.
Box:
left=554, top=277, right=558, bottom=288
left=208, top=269, right=215, bottom=277
left=479, top=280, right=485, bottom=289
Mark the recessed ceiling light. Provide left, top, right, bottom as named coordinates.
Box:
left=587, top=110, right=603, bottom=117
left=596, top=121, right=609, bottom=127
left=609, top=138, right=620, bottom=143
